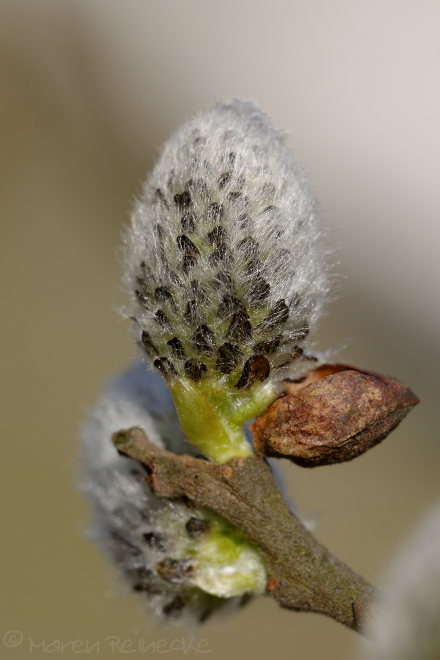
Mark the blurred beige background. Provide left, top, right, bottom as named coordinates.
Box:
left=1, top=1, right=439, bottom=659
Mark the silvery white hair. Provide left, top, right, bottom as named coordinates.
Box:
left=124, top=98, right=329, bottom=391
left=361, top=504, right=440, bottom=660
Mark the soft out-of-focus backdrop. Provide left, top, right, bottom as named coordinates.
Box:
left=1, top=1, right=438, bottom=659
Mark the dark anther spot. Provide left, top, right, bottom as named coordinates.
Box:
left=260, top=182, right=276, bottom=197
left=261, top=204, right=277, bottom=215
left=153, top=357, right=176, bottom=376
left=136, top=566, right=153, bottom=581
left=110, top=530, right=141, bottom=556
left=181, top=211, right=197, bottom=233
left=193, top=324, right=216, bottom=355
left=184, top=298, right=204, bottom=325
left=227, top=191, right=242, bottom=203
left=228, top=152, right=236, bottom=165
left=176, top=234, right=199, bottom=256
left=217, top=294, right=244, bottom=320
left=253, top=335, right=281, bottom=355
left=245, top=258, right=262, bottom=275
left=163, top=595, right=186, bottom=617
left=185, top=517, right=211, bottom=538
left=141, top=331, right=158, bottom=358
left=157, top=244, right=167, bottom=265
left=188, top=279, right=200, bottom=295
left=155, top=286, right=175, bottom=308
left=216, top=342, right=243, bottom=374
left=213, top=270, right=235, bottom=290
left=192, top=131, right=205, bottom=144
left=295, top=324, right=310, bottom=341
left=136, top=273, right=147, bottom=289
left=132, top=582, right=158, bottom=594
left=209, top=243, right=233, bottom=266
left=164, top=266, right=181, bottom=286
left=239, top=593, right=253, bottom=608
left=154, top=188, right=168, bottom=208
left=188, top=279, right=206, bottom=303
left=154, top=223, right=164, bottom=239
left=156, top=558, right=194, bottom=584
left=155, top=310, right=173, bottom=331
left=184, top=358, right=207, bottom=381
left=174, top=190, right=191, bottom=209
left=207, top=226, right=227, bottom=245
left=205, top=202, right=223, bottom=223
left=187, top=178, right=208, bottom=197
left=258, top=299, right=289, bottom=331
left=218, top=171, right=232, bottom=189
left=239, top=213, right=251, bottom=229
left=227, top=310, right=252, bottom=343
left=167, top=169, right=175, bottom=190
left=143, top=532, right=166, bottom=551
left=237, top=237, right=259, bottom=259
left=273, top=249, right=291, bottom=274
left=181, top=254, right=198, bottom=273
left=139, top=260, right=153, bottom=280
left=236, top=354, right=270, bottom=389
left=289, top=293, right=300, bottom=308
left=167, top=337, right=185, bottom=359
left=131, top=566, right=154, bottom=591
left=247, top=278, right=270, bottom=306
left=135, top=289, right=148, bottom=307
left=184, top=282, right=206, bottom=320
left=289, top=345, right=305, bottom=362
left=268, top=225, right=284, bottom=239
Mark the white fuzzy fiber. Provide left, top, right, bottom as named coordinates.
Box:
left=361, top=504, right=440, bottom=660
left=124, top=99, right=329, bottom=389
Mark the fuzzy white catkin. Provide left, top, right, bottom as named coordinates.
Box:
left=360, top=504, right=440, bottom=660
left=124, top=99, right=329, bottom=391
left=80, top=363, right=265, bottom=619
left=80, top=363, right=198, bottom=616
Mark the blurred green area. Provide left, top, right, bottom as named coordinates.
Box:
left=0, top=2, right=438, bottom=659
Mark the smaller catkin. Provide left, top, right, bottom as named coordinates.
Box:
left=80, top=364, right=266, bottom=621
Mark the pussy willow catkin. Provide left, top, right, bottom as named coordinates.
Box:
left=124, top=99, right=329, bottom=461
left=81, top=365, right=266, bottom=620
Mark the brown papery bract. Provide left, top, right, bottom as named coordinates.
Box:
left=251, top=365, right=419, bottom=467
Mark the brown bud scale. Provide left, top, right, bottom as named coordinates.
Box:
left=251, top=365, right=419, bottom=466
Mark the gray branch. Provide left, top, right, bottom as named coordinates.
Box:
left=114, top=426, right=380, bottom=633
